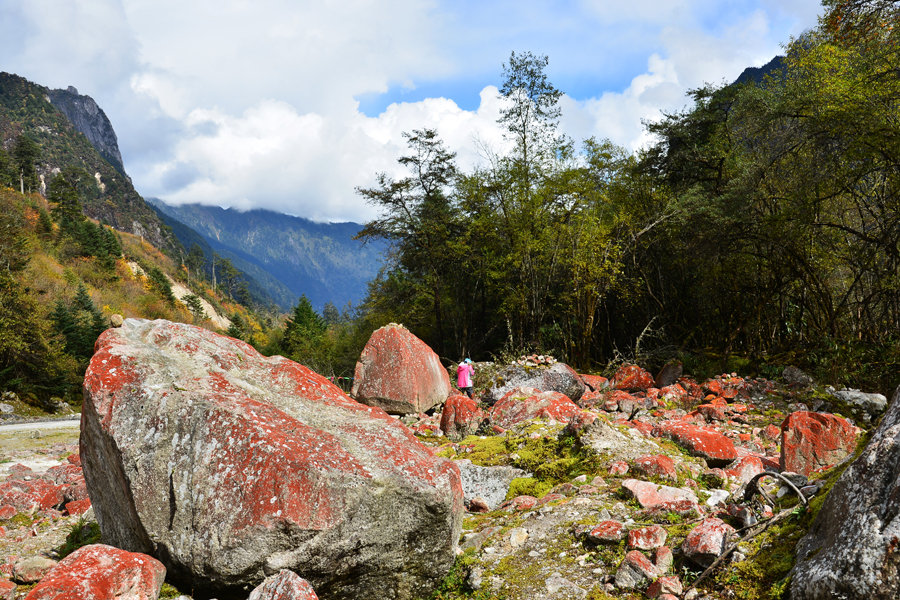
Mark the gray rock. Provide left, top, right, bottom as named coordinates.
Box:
left=486, top=362, right=586, bottom=404
left=783, top=366, right=813, bottom=387
left=654, top=361, right=683, bottom=388
left=0, top=402, right=14, bottom=414
left=576, top=419, right=661, bottom=462
left=791, top=384, right=900, bottom=599
left=826, top=386, right=888, bottom=424
left=455, top=459, right=527, bottom=509
left=81, top=319, right=462, bottom=600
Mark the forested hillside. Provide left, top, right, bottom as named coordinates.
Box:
left=0, top=184, right=270, bottom=407
left=353, top=0, right=900, bottom=394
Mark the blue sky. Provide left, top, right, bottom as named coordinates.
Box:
left=1, top=0, right=823, bottom=222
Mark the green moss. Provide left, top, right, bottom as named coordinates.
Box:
left=427, top=550, right=499, bottom=600
left=158, top=583, right=183, bottom=599
left=506, top=477, right=553, bottom=500
left=2, top=512, right=36, bottom=528
left=712, top=516, right=803, bottom=600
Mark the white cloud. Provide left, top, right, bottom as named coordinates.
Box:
left=0, top=0, right=823, bottom=222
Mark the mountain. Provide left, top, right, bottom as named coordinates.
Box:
left=47, top=85, right=125, bottom=174
left=149, top=204, right=293, bottom=309
left=0, top=72, right=177, bottom=254
left=734, top=55, right=785, bottom=85
left=148, top=200, right=385, bottom=310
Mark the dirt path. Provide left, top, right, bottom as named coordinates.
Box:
left=0, top=418, right=80, bottom=433
left=0, top=418, right=81, bottom=479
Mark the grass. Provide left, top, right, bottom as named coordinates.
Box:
left=56, top=518, right=102, bottom=559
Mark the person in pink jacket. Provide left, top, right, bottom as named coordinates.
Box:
left=456, top=358, right=475, bottom=398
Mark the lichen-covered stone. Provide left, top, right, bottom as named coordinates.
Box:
left=489, top=387, right=579, bottom=428
left=780, top=411, right=858, bottom=476
left=486, top=362, right=586, bottom=404
left=651, top=421, right=738, bottom=467
left=81, top=319, right=463, bottom=599
left=627, top=525, right=668, bottom=551
left=351, top=323, right=451, bottom=414
left=611, top=365, right=655, bottom=392
left=23, top=544, right=164, bottom=600
left=439, top=394, right=485, bottom=441
left=614, top=550, right=658, bottom=589
left=791, top=385, right=900, bottom=599
left=682, top=518, right=734, bottom=567
left=621, top=479, right=699, bottom=513
left=633, top=455, right=677, bottom=481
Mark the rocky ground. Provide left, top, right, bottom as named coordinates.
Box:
left=401, top=363, right=876, bottom=600
left=0, top=349, right=888, bottom=599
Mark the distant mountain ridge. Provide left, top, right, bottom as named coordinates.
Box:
left=148, top=200, right=385, bottom=310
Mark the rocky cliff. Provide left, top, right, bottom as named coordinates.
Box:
left=47, top=86, right=125, bottom=175
left=0, top=72, right=178, bottom=255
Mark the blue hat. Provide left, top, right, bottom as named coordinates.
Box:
left=465, top=358, right=472, bottom=364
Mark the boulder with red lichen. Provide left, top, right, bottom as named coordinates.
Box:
left=81, top=318, right=463, bottom=600
left=682, top=518, right=735, bottom=567
left=611, top=364, right=655, bottom=392
left=627, top=524, right=668, bottom=550
left=780, top=411, right=858, bottom=476
left=633, top=455, right=678, bottom=481
left=586, top=520, right=627, bottom=544
left=351, top=323, right=451, bottom=414
left=439, top=394, right=485, bottom=441
left=22, top=544, right=164, bottom=600
left=652, top=421, right=738, bottom=467
left=488, top=387, right=579, bottom=428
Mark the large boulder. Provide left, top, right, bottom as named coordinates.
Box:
left=81, top=319, right=463, bottom=600
left=485, top=362, right=586, bottom=404
left=351, top=323, right=451, bottom=414
left=489, top=387, right=580, bottom=429
left=780, top=411, right=858, bottom=476
left=825, top=386, right=888, bottom=424
left=23, top=544, right=165, bottom=600
left=791, top=385, right=900, bottom=599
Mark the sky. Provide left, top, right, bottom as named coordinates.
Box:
left=1, top=0, right=823, bottom=223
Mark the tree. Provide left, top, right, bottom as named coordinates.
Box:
left=0, top=148, right=14, bottom=189
left=185, top=244, right=206, bottom=281
left=48, top=169, right=84, bottom=231
left=146, top=266, right=175, bottom=305
left=183, top=294, right=207, bottom=322
left=356, top=129, right=462, bottom=355
left=12, top=135, right=39, bottom=194
left=499, top=50, right=564, bottom=185
left=281, top=295, right=328, bottom=369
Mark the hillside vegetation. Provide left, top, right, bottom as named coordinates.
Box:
left=0, top=185, right=268, bottom=406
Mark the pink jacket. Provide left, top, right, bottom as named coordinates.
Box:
left=457, top=363, right=474, bottom=388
